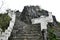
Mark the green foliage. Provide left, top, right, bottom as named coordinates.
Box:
left=0, top=13, right=11, bottom=32
left=48, top=27, right=57, bottom=40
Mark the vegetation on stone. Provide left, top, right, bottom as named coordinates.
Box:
left=48, top=22, right=60, bottom=40
left=0, top=13, right=11, bottom=32
left=48, top=26, right=57, bottom=40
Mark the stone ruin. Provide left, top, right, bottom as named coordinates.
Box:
left=0, top=6, right=60, bottom=40
left=8, top=6, right=60, bottom=40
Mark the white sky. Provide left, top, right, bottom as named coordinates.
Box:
left=0, top=0, right=60, bottom=22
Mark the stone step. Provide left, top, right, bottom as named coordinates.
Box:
left=16, top=34, right=40, bottom=35
left=9, top=36, right=40, bottom=39
left=12, top=33, right=41, bottom=35
left=9, top=38, right=42, bottom=40
left=9, top=34, right=42, bottom=40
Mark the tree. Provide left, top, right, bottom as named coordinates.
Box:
left=0, top=13, right=11, bottom=32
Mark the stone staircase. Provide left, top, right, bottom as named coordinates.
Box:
left=8, top=19, right=42, bottom=40
left=8, top=9, right=42, bottom=40
left=8, top=6, right=60, bottom=40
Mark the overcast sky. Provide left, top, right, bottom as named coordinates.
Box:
left=0, top=0, right=60, bottom=22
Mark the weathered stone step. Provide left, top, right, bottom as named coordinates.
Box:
left=9, top=36, right=40, bottom=39
left=12, top=34, right=41, bottom=37
left=16, top=34, right=40, bottom=35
